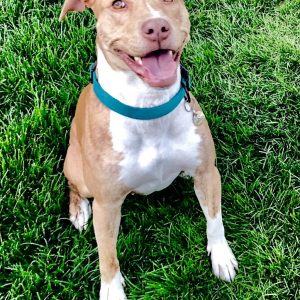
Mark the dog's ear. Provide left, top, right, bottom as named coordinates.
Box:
left=59, top=0, right=95, bottom=21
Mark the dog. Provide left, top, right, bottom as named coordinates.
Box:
left=60, top=0, right=238, bottom=299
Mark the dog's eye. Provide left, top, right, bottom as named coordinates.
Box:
left=112, top=0, right=126, bottom=9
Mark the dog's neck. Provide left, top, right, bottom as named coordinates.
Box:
left=96, top=47, right=181, bottom=109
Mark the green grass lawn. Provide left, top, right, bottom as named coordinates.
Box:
left=1, top=0, right=299, bottom=299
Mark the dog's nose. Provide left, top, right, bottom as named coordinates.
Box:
left=142, top=18, right=171, bottom=42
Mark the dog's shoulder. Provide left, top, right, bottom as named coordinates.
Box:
left=188, top=93, right=216, bottom=169
left=74, top=84, right=112, bottom=147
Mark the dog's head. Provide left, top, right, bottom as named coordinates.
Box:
left=60, top=0, right=190, bottom=88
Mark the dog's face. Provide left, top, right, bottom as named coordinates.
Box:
left=60, top=0, right=190, bottom=87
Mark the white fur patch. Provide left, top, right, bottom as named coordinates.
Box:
left=96, top=49, right=201, bottom=195
left=138, top=146, right=158, bottom=168
left=146, top=2, right=162, bottom=18
left=200, top=205, right=238, bottom=282
left=70, top=198, right=91, bottom=232
left=100, top=271, right=126, bottom=300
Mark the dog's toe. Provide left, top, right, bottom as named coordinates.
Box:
left=70, top=198, right=91, bottom=232
left=100, top=272, right=127, bottom=300
left=208, top=239, right=238, bottom=282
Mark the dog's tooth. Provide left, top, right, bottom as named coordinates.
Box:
left=168, top=50, right=173, bottom=56
left=134, top=57, right=143, bottom=65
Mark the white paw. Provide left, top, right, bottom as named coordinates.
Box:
left=70, top=198, right=91, bottom=232
left=208, top=239, right=238, bottom=282
left=100, top=272, right=126, bottom=300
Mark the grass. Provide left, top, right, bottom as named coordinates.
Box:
left=0, top=0, right=299, bottom=299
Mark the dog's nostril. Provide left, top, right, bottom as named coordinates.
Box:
left=142, top=18, right=171, bottom=41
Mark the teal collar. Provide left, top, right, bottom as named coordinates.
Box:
left=90, top=63, right=190, bottom=120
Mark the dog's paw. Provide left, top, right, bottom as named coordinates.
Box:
left=100, top=272, right=126, bottom=300
left=70, top=198, right=91, bottom=232
left=207, top=239, right=238, bottom=282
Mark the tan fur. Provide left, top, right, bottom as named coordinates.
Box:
left=194, top=166, right=221, bottom=218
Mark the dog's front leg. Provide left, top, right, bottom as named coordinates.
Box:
left=93, top=198, right=127, bottom=300
left=194, top=166, right=238, bottom=282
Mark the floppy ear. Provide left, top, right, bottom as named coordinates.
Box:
left=59, top=0, right=94, bottom=21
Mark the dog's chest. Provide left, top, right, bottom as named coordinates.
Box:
left=109, top=103, right=201, bottom=195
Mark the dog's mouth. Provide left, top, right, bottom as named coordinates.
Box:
left=115, top=49, right=180, bottom=88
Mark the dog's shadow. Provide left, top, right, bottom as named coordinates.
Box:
left=118, top=176, right=205, bottom=276
left=122, top=176, right=197, bottom=219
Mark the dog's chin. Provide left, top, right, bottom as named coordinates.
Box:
left=115, top=49, right=180, bottom=88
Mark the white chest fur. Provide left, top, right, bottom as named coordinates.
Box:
left=110, top=104, right=201, bottom=195
left=97, top=49, right=201, bottom=195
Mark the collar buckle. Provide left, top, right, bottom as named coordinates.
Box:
left=180, top=65, right=191, bottom=103
left=90, top=62, right=97, bottom=83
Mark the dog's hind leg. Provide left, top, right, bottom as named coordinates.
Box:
left=194, top=166, right=238, bottom=282
left=64, top=122, right=92, bottom=232
left=67, top=184, right=91, bottom=232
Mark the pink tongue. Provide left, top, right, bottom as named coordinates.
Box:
left=141, top=51, right=177, bottom=79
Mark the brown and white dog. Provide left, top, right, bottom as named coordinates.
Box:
left=60, top=0, right=238, bottom=298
